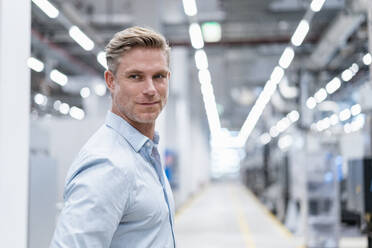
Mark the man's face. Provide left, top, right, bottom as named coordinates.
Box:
left=105, top=48, right=170, bottom=128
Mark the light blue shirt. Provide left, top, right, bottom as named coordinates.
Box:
left=51, top=111, right=176, bottom=248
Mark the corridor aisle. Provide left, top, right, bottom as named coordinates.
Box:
left=175, top=181, right=302, bottom=248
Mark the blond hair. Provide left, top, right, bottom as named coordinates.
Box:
left=105, top=26, right=170, bottom=74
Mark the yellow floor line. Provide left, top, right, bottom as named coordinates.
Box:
left=232, top=187, right=257, bottom=248
left=242, top=186, right=305, bottom=248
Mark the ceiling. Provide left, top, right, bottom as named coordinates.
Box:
left=30, top=0, right=370, bottom=135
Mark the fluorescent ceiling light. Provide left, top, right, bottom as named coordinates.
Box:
left=314, top=88, right=327, bottom=103
left=276, top=117, right=291, bottom=132
left=363, top=53, right=372, bottom=65
left=325, top=77, right=341, bottom=94
left=341, top=69, right=353, bottom=82
left=351, top=104, right=361, bottom=116
left=182, top=0, right=197, bottom=16
left=270, top=66, right=284, bottom=85
left=97, top=52, right=108, bottom=69
left=53, top=100, right=61, bottom=111
left=279, top=47, right=295, bottom=69
left=344, top=123, right=352, bottom=134
left=287, top=110, right=299, bottom=123
left=69, top=26, right=95, bottom=51
left=316, top=118, right=330, bottom=131
left=310, top=0, right=326, bottom=12
left=50, top=69, right=68, bottom=86
left=201, top=22, right=222, bottom=42
left=94, top=83, right=107, bottom=96
left=291, top=19, right=310, bottom=47
left=306, top=97, right=317, bottom=109
left=278, top=135, right=293, bottom=150
left=80, top=87, right=91, bottom=98
left=279, top=76, right=298, bottom=99
left=34, top=93, right=47, bottom=106
left=350, top=63, right=359, bottom=74
left=189, top=23, right=204, bottom=49
left=59, top=103, right=70, bottom=115
left=27, top=57, right=45, bottom=72
left=195, top=50, right=208, bottom=70
left=69, top=106, right=85, bottom=120
left=32, top=0, right=59, bottom=19
left=260, top=133, right=271, bottom=145
left=339, top=109, right=351, bottom=121
left=270, top=126, right=279, bottom=138
left=198, top=69, right=211, bottom=85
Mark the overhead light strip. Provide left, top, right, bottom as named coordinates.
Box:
left=31, top=0, right=59, bottom=19
left=306, top=55, right=368, bottom=110
left=237, top=0, right=328, bottom=146
left=182, top=0, right=222, bottom=140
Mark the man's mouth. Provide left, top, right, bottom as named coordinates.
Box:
left=138, top=101, right=159, bottom=106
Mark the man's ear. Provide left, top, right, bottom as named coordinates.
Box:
left=104, top=70, right=115, bottom=93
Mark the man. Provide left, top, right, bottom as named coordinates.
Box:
left=51, top=26, right=176, bottom=248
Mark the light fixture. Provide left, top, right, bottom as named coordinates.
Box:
left=344, top=123, right=352, bottom=134
left=269, top=126, right=279, bottom=138
left=260, top=133, right=271, bottom=145
left=351, top=104, right=361, bottom=116
left=53, top=100, right=61, bottom=111
left=69, top=26, right=95, bottom=51
left=279, top=47, right=295, bottom=69
left=339, top=109, right=351, bottom=121
left=363, top=53, right=372, bottom=66
left=306, top=97, right=317, bottom=109
left=201, top=22, right=222, bottom=42
left=291, top=19, right=310, bottom=47
left=194, top=50, right=208, bottom=70
left=27, top=57, right=45, bottom=72
left=276, top=117, right=291, bottom=132
left=31, top=0, right=59, bottom=19
left=310, top=0, right=326, bottom=12
left=50, top=69, right=68, bottom=86
left=69, top=106, right=85, bottom=120
left=287, top=110, right=300, bottom=122
left=34, top=93, right=47, bottom=106
left=350, top=63, right=359, bottom=74
left=314, top=88, right=327, bottom=103
left=325, top=77, right=341, bottom=94
left=94, top=83, right=107, bottom=96
left=189, top=23, right=204, bottom=49
left=59, top=103, right=70, bottom=115
left=270, top=66, right=284, bottom=85
left=97, top=51, right=108, bottom=69
left=80, top=87, right=91, bottom=98
left=278, top=135, right=293, bottom=150
left=198, top=69, right=211, bottom=85
left=182, top=0, right=197, bottom=16
left=341, top=69, right=353, bottom=82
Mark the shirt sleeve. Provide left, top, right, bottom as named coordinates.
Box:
left=50, top=155, right=132, bottom=248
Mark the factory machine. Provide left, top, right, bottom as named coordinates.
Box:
left=347, top=158, right=372, bottom=247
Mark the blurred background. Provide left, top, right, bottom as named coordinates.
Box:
left=1, top=0, right=372, bottom=247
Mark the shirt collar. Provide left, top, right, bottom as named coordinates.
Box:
left=105, top=111, right=159, bottom=153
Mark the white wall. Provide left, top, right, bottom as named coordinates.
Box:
left=0, top=1, right=30, bottom=247
left=39, top=95, right=110, bottom=203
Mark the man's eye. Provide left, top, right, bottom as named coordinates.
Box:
left=129, top=75, right=140, bottom=79
left=154, top=74, right=166, bottom=79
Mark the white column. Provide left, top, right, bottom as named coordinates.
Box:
left=0, top=0, right=31, bottom=247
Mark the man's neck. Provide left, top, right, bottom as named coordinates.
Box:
left=111, top=109, right=155, bottom=140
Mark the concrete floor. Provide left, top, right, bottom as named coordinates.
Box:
left=174, top=181, right=367, bottom=248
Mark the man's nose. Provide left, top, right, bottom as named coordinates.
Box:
left=142, top=78, right=156, bottom=95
